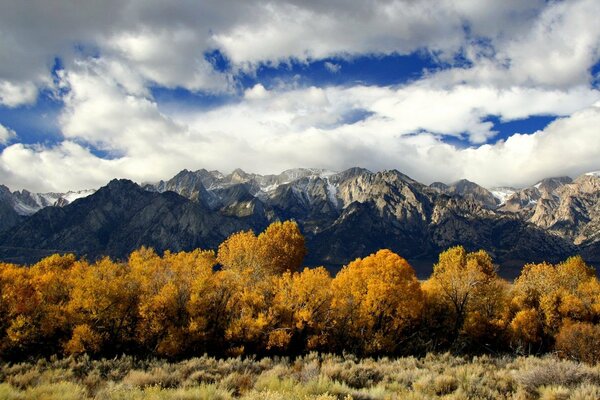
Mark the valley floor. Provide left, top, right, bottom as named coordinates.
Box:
left=0, top=353, right=598, bottom=400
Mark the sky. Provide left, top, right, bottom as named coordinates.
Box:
left=1, top=0, right=600, bottom=192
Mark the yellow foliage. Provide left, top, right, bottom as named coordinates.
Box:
left=129, top=247, right=216, bottom=356
left=425, top=246, right=505, bottom=344
left=64, top=324, right=103, bottom=355
left=509, top=256, right=599, bottom=347
left=217, top=221, right=306, bottom=277
left=257, top=220, right=306, bottom=274
left=0, top=221, right=597, bottom=359
left=555, top=321, right=600, bottom=364
left=510, top=308, right=542, bottom=349
left=331, top=249, right=423, bottom=354
left=268, top=267, right=332, bottom=351
left=65, top=257, right=138, bottom=354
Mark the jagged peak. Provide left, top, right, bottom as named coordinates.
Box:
left=104, top=179, right=140, bottom=191
left=533, top=176, right=572, bottom=188
left=450, top=178, right=480, bottom=188
left=379, top=169, right=419, bottom=184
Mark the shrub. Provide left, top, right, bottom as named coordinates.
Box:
left=554, top=322, right=600, bottom=364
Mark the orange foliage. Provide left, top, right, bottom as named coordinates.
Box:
left=331, top=249, right=423, bottom=354
left=0, top=221, right=598, bottom=359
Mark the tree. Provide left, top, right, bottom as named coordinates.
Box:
left=424, top=246, right=505, bottom=347
left=508, top=256, right=600, bottom=352
left=267, top=267, right=332, bottom=353
left=0, top=254, right=76, bottom=356
left=330, top=249, right=423, bottom=355
left=555, top=321, right=600, bottom=364
left=65, top=258, right=139, bottom=355
left=217, top=230, right=261, bottom=274
left=129, top=247, right=216, bottom=357
left=217, top=221, right=306, bottom=278
left=257, top=221, right=306, bottom=274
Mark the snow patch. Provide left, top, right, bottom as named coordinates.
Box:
left=489, top=187, right=516, bottom=206
left=325, top=178, right=339, bottom=207
left=62, top=189, right=95, bottom=203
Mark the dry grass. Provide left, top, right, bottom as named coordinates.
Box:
left=0, top=353, right=598, bottom=399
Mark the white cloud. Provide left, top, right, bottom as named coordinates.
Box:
left=3, top=72, right=600, bottom=191
left=324, top=62, right=341, bottom=73
left=0, top=0, right=557, bottom=102
left=0, top=124, right=16, bottom=144
left=0, top=80, right=38, bottom=107
left=1, top=0, right=600, bottom=191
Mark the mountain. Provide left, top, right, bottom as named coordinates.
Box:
left=430, top=179, right=499, bottom=209
left=0, top=186, right=22, bottom=233
left=0, top=179, right=258, bottom=265
left=0, top=185, right=95, bottom=216
left=2, top=167, right=595, bottom=279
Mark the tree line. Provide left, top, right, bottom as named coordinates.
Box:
left=0, top=221, right=599, bottom=362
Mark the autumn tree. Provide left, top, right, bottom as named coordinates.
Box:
left=217, top=230, right=262, bottom=274
left=217, top=221, right=306, bottom=277
left=267, top=267, right=333, bottom=353
left=555, top=321, right=600, bottom=364
left=423, top=246, right=507, bottom=348
left=129, top=247, right=216, bottom=357
left=330, top=249, right=423, bottom=355
left=212, top=221, right=307, bottom=354
left=257, top=221, right=306, bottom=274
left=64, top=258, right=139, bottom=355
left=509, top=256, right=599, bottom=352
left=0, top=254, right=76, bottom=356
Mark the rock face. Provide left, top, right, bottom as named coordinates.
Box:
left=434, top=179, right=500, bottom=209
left=1, top=168, right=598, bottom=278
left=0, top=185, right=22, bottom=233
left=0, top=184, right=95, bottom=216
left=0, top=180, right=260, bottom=265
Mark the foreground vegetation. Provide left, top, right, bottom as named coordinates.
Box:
left=0, top=221, right=599, bottom=363
left=1, top=353, right=600, bottom=400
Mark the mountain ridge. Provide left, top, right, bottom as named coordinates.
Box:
left=1, top=167, right=599, bottom=278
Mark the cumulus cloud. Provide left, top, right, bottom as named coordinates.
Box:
left=324, top=62, right=341, bottom=73
left=2, top=73, right=600, bottom=191
left=0, top=81, right=38, bottom=107
left=0, top=0, right=555, bottom=104
left=0, top=124, right=16, bottom=145
left=0, top=0, right=600, bottom=190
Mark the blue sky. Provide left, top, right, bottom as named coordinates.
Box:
left=0, top=0, right=599, bottom=191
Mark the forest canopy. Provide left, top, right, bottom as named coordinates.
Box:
left=0, top=220, right=599, bottom=363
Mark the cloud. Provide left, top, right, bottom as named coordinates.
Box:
left=2, top=71, right=599, bottom=191
left=324, top=62, right=341, bottom=73
left=0, top=0, right=556, bottom=104
left=0, top=124, right=16, bottom=144
left=0, top=80, right=38, bottom=107
left=1, top=0, right=600, bottom=191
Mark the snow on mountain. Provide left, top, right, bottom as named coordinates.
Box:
left=489, top=187, right=516, bottom=206
left=61, top=189, right=96, bottom=204
left=8, top=189, right=96, bottom=215
left=585, top=171, right=600, bottom=177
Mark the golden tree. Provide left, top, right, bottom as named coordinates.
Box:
left=331, top=249, right=423, bottom=354
left=267, top=267, right=333, bottom=352
left=217, top=221, right=306, bottom=278
left=64, top=258, right=139, bottom=355
left=217, top=230, right=261, bottom=274
left=257, top=221, right=306, bottom=274
left=129, top=247, right=216, bottom=356
left=509, top=256, right=599, bottom=351
left=424, top=246, right=506, bottom=346
left=0, top=254, right=76, bottom=355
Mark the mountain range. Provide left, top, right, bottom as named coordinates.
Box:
left=1, top=168, right=599, bottom=278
